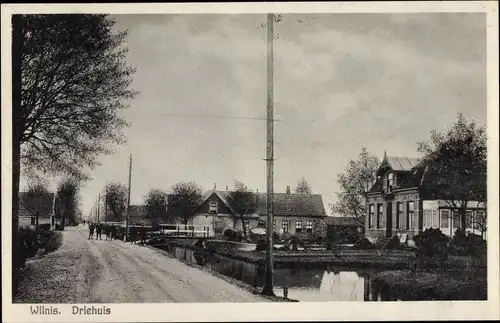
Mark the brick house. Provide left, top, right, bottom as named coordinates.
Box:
left=365, top=153, right=486, bottom=244
left=189, top=187, right=327, bottom=240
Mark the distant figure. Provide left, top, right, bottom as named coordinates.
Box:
left=105, top=225, right=111, bottom=241
left=283, top=287, right=288, bottom=299
left=96, top=223, right=102, bottom=240
left=83, top=220, right=86, bottom=226
left=140, top=225, right=147, bottom=245
left=131, top=228, right=137, bottom=244
left=110, top=225, right=116, bottom=240
left=88, top=223, right=95, bottom=240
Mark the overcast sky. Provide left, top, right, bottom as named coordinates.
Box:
left=38, top=13, right=488, bottom=218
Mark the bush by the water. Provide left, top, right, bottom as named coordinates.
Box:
left=37, top=223, right=51, bottom=231
left=449, top=229, right=487, bottom=257
left=353, top=237, right=376, bottom=250
left=44, top=231, right=63, bottom=253
left=413, top=228, right=449, bottom=269
left=376, top=235, right=404, bottom=250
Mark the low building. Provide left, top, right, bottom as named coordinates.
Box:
left=365, top=153, right=486, bottom=243
left=18, top=191, right=59, bottom=230
left=188, top=187, right=328, bottom=240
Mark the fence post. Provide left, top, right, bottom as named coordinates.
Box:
left=192, top=225, right=195, bottom=237
left=177, top=225, right=180, bottom=237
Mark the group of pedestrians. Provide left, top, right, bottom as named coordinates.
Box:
left=88, top=222, right=118, bottom=241
left=87, top=221, right=148, bottom=245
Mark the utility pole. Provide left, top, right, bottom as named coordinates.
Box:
left=125, top=154, right=132, bottom=241
left=97, top=193, right=100, bottom=223
left=262, top=12, right=275, bottom=297
left=104, top=186, right=108, bottom=224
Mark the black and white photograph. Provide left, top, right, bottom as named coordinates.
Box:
left=2, top=2, right=499, bottom=322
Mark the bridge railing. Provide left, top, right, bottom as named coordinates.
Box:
left=158, top=224, right=213, bottom=238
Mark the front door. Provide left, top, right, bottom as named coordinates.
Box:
left=386, top=202, right=393, bottom=237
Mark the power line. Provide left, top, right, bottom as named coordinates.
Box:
left=146, top=112, right=282, bottom=122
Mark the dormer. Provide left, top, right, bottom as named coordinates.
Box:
left=375, top=152, right=420, bottom=193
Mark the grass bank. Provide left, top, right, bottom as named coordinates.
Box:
left=371, top=269, right=487, bottom=300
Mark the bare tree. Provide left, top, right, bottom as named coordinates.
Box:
left=227, top=180, right=257, bottom=239
left=332, top=148, right=379, bottom=225
left=417, top=113, right=487, bottom=230
left=56, top=177, right=80, bottom=229
left=104, top=182, right=128, bottom=222
left=168, top=181, right=203, bottom=225
left=294, top=177, right=312, bottom=194
left=144, top=188, right=169, bottom=227
left=12, top=14, right=136, bottom=292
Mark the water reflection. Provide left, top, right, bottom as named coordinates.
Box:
left=163, top=245, right=396, bottom=302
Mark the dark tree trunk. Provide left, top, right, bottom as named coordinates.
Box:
left=12, top=14, right=23, bottom=297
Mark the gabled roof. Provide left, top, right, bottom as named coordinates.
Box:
left=216, top=190, right=326, bottom=217
left=18, top=192, right=55, bottom=218
left=385, top=156, right=420, bottom=171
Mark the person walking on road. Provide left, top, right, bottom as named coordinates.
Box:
left=111, top=225, right=117, bottom=240
left=96, top=223, right=102, bottom=240
left=140, top=225, right=147, bottom=245
left=88, top=223, right=95, bottom=240
left=131, top=227, right=137, bottom=245
left=105, top=225, right=111, bottom=241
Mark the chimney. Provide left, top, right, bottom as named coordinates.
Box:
left=213, top=183, right=216, bottom=190
left=286, top=185, right=291, bottom=195
left=226, top=185, right=228, bottom=192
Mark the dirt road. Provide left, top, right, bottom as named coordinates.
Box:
left=15, top=225, right=266, bottom=303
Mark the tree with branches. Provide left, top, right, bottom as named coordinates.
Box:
left=417, top=113, right=487, bottom=230
left=144, top=188, right=169, bottom=228
left=168, top=181, right=203, bottom=225
left=294, top=177, right=312, bottom=194
left=332, top=148, right=379, bottom=225
left=227, top=180, right=257, bottom=239
left=56, top=177, right=81, bottom=229
left=104, top=182, right=128, bottom=222
left=12, top=14, right=136, bottom=292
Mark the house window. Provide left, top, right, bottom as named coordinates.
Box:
left=407, top=201, right=415, bottom=230
left=432, top=209, right=439, bottom=228
left=295, top=220, right=303, bottom=233
left=376, top=204, right=383, bottom=229
left=440, top=209, right=450, bottom=229
left=452, top=210, right=460, bottom=229
left=273, top=220, right=276, bottom=231
left=474, top=211, right=485, bottom=230
left=209, top=201, right=218, bottom=214
left=387, top=173, right=394, bottom=192
left=368, top=204, right=375, bottom=229
left=306, top=220, right=313, bottom=233
left=282, top=220, right=289, bottom=233
left=31, top=217, right=36, bottom=225
left=465, top=210, right=473, bottom=229
left=396, top=202, right=403, bottom=229
left=424, top=210, right=431, bottom=228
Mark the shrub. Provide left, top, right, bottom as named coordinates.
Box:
left=44, top=232, right=63, bottom=253
left=449, top=230, right=487, bottom=257
left=376, top=235, right=404, bottom=250
left=353, top=237, right=376, bottom=250
left=19, top=227, right=39, bottom=260
left=37, top=223, right=51, bottom=231
left=413, top=228, right=449, bottom=268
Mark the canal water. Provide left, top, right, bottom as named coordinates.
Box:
left=161, top=245, right=399, bottom=302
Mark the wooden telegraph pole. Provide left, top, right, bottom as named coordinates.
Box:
left=262, top=12, right=275, bottom=296
left=125, top=154, right=132, bottom=241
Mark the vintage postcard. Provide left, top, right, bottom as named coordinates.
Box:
left=1, top=1, right=499, bottom=322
